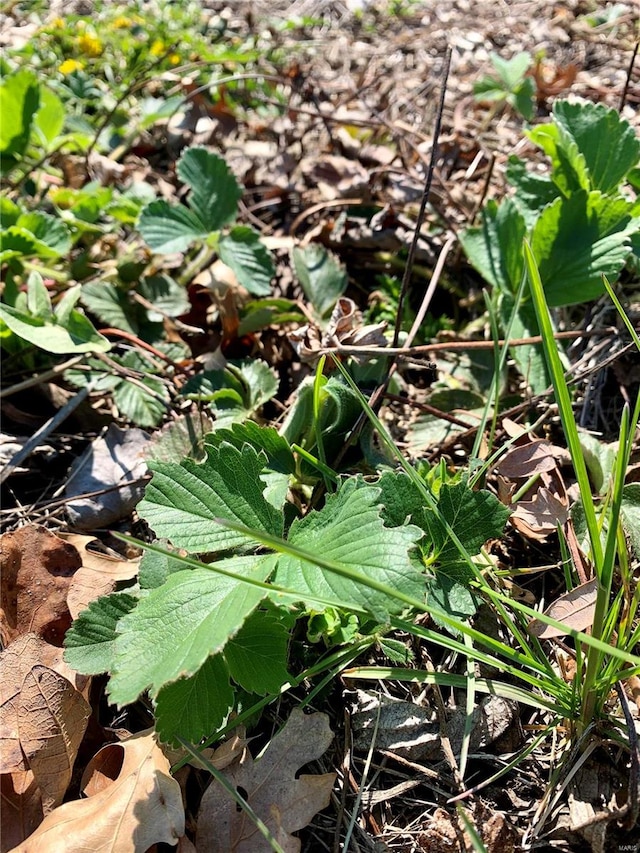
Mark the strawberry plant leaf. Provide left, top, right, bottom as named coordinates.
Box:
left=139, top=543, right=189, bottom=589
left=137, top=441, right=284, bottom=552
left=204, top=422, right=295, bottom=476
left=225, top=608, right=291, bottom=695
left=548, top=100, right=640, bottom=194
left=218, top=225, right=274, bottom=296
left=182, top=359, right=278, bottom=428
left=422, top=481, right=510, bottom=573
left=292, top=243, right=348, bottom=317
left=458, top=198, right=526, bottom=294
left=155, top=654, right=234, bottom=746
left=137, top=274, right=190, bottom=321
left=64, top=592, right=139, bottom=675
left=108, top=557, right=274, bottom=706
left=81, top=281, right=144, bottom=336
left=275, top=480, right=424, bottom=620
left=176, top=146, right=241, bottom=232
left=137, top=199, right=209, bottom=253
left=34, top=86, right=65, bottom=146
left=1, top=211, right=72, bottom=258
left=0, top=69, right=40, bottom=168
left=532, top=191, right=639, bottom=306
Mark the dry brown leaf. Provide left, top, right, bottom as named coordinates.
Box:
left=528, top=578, right=598, bottom=639
left=1, top=634, right=91, bottom=847
left=1, top=769, right=43, bottom=853
left=1, top=634, right=90, bottom=775
left=196, top=709, right=335, bottom=853
left=0, top=525, right=80, bottom=646
left=13, top=730, right=184, bottom=853
left=18, top=665, right=90, bottom=813
left=61, top=534, right=139, bottom=619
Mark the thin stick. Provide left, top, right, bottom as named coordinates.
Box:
left=619, top=41, right=639, bottom=112
left=392, top=46, right=452, bottom=350
left=0, top=356, right=84, bottom=399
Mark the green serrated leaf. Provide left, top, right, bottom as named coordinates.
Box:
left=552, top=99, right=640, bottom=194
left=527, top=121, right=590, bottom=196
left=155, top=653, right=234, bottom=745
left=108, top=559, right=272, bottom=706
left=177, top=146, right=241, bottom=231
left=182, top=359, right=278, bottom=427
left=375, top=470, right=427, bottom=529
left=532, top=191, right=639, bottom=306
left=204, top=422, right=295, bottom=475
left=138, top=442, right=284, bottom=552
left=138, top=199, right=208, bottom=253
left=459, top=198, right=526, bottom=294
left=225, top=608, right=291, bottom=695
left=292, top=243, right=348, bottom=317
left=275, top=480, right=424, bottom=619
left=81, top=280, right=141, bottom=335
left=506, top=156, right=559, bottom=228
left=137, top=274, right=190, bottom=321
left=427, top=575, right=478, bottom=628
left=64, top=592, right=139, bottom=675
left=491, top=51, right=531, bottom=90
left=422, top=481, right=510, bottom=573
left=1, top=212, right=72, bottom=259
left=218, top=225, right=274, bottom=295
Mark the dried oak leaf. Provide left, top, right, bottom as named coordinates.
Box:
left=0, top=525, right=80, bottom=646
left=12, top=730, right=184, bottom=853
left=61, top=534, right=139, bottom=619
left=196, top=708, right=335, bottom=853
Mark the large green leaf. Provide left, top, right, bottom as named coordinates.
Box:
left=459, top=198, right=526, bottom=294
left=1, top=212, right=72, bottom=259
left=218, top=225, right=274, bottom=295
left=0, top=302, right=111, bottom=354
left=137, top=441, right=284, bottom=552
left=108, top=558, right=273, bottom=705
left=0, top=69, right=40, bottom=166
left=137, top=200, right=209, bottom=253
left=552, top=100, right=640, bottom=194
left=421, top=481, right=510, bottom=576
left=531, top=191, right=639, bottom=306
left=176, top=146, right=241, bottom=232
left=506, top=155, right=560, bottom=228
left=137, top=274, right=190, bottom=320
left=33, top=86, right=65, bottom=146
left=81, top=281, right=141, bottom=334
left=225, top=608, right=291, bottom=695
left=154, top=654, right=234, bottom=745
left=275, top=480, right=424, bottom=619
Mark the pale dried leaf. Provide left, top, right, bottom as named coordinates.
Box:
left=1, top=769, right=43, bottom=852
left=62, top=534, right=139, bottom=619
left=196, top=709, right=335, bottom=853
left=495, top=439, right=559, bottom=479
left=528, top=578, right=598, bottom=639
left=64, top=425, right=149, bottom=529
left=510, top=486, right=570, bottom=539
left=13, top=731, right=184, bottom=853
left=18, top=665, right=90, bottom=812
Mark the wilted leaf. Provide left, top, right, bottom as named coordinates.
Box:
left=13, top=731, right=184, bottom=853
left=196, top=708, right=335, bottom=853
left=528, top=578, right=598, bottom=639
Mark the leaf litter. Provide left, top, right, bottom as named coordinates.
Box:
left=1, top=1, right=639, bottom=851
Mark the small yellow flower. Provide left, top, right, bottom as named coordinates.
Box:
left=77, top=33, right=103, bottom=57
left=169, top=53, right=180, bottom=65
left=50, top=17, right=65, bottom=29
left=113, top=16, right=132, bottom=28
left=149, top=39, right=165, bottom=57
left=59, top=58, right=85, bottom=74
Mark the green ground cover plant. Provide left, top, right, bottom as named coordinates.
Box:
left=2, top=4, right=640, bottom=849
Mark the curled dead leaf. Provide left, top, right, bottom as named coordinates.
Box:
left=13, top=731, right=184, bottom=853
left=61, top=534, right=139, bottom=619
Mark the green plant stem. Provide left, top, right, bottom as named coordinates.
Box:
left=177, top=244, right=217, bottom=287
